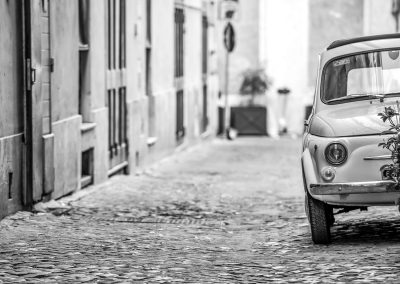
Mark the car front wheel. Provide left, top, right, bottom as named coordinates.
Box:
left=305, top=192, right=331, bottom=244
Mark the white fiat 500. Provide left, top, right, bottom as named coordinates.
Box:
left=303, top=34, right=400, bottom=244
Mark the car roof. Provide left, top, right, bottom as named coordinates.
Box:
left=327, top=33, right=400, bottom=50
left=319, top=34, right=400, bottom=68
left=317, top=34, right=400, bottom=111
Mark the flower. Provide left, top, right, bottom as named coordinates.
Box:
left=378, top=103, right=400, bottom=183
left=378, top=106, right=399, bottom=123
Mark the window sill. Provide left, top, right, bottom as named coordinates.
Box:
left=81, top=122, right=96, bottom=133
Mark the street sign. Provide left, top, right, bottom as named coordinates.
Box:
left=219, top=0, right=240, bottom=21
left=224, top=23, right=235, bottom=53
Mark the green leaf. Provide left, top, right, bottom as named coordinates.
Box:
left=378, top=142, right=387, bottom=148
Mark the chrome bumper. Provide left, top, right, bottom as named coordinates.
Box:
left=310, top=181, right=398, bottom=195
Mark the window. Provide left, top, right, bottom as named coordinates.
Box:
left=119, top=0, right=126, bottom=68
left=202, top=15, right=208, bottom=76
left=146, top=0, right=152, bottom=96
left=81, top=149, right=94, bottom=188
left=347, top=67, right=400, bottom=95
left=78, top=0, right=89, bottom=48
left=107, top=0, right=126, bottom=70
left=107, top=0, right=128, bottom=174
left=201, top=14, right=208, bottom=132
left=78, top=0, right=90, bottom=122
left=323, top=50, right=400, bottom=104
left=175, top=8, right=184, bottom=79
left=146, top=0, right=156, bottom=140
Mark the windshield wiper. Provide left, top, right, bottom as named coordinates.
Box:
left=327, top=93, right=385, bottom=103
left=383, top=92, right=400, bottom=97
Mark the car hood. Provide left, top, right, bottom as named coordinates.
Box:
left=310, top=103, right=394, bottom=137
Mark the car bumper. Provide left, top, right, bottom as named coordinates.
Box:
left=310, top=181, right=398, bottom=195
left=309, top=181, right=400, bottom=206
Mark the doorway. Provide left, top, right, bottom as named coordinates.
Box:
left=0, top=0, right=31, bottom=219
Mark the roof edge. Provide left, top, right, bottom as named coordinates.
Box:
left=327, top=33, right=400, bottom=50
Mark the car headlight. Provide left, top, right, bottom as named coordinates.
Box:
left=325, top=142, right=347, bottom=165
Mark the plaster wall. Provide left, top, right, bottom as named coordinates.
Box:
left=185, top=1, right=203, bottom=140
left=50, top=0, right=79, bottom=121
left=152, top=0, right=175, bottom=95
left=125, top=0, right=146, bottom=170
left=136, top=0, right=219, bottom=168
left=90, top=0, right=107, bottom=111
left=92, top=108, right=109, bottom=184
left=364, top=0, right=396, bottom=35
left=89, top=0, right=108, bottom=184
left=308, top=0, right=364, bottom=88
left=0, top=135, right=24, bottom=219
left=49, top=1, right=81, bottom=198
left=52, top=116, right=81, bottom=199
left=261, top=0, right=309, bottom=135
left=219, top=0, right=260, bottom=94
left=41, top=1, right=51, bottom=135
left=307, top=0, right=395, bottom=106
left=148, top=0, right=176, bottom=160
left=206, top=2, right=220, bottom=134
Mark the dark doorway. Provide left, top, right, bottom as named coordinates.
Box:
left=0, top=0, right=31, bottom=219
left=175, top=7, right=185, bottom=142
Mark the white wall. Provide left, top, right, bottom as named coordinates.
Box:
left=217, top=0, right=260, bottom=94
left=184, top=1, right=203, bottom=139
left=260, top=0, right=310, bottom=136
left=364, top=0, right=395, bottom=35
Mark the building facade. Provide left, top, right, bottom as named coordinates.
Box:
left=0, top=0, right=220, bottom=220
left=227, top=0, right=398, bottom=136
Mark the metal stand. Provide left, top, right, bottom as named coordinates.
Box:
left=224, top=48, right=231, bottom=138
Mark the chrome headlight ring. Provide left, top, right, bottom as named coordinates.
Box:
left=325, top=142, right=348, bottom=166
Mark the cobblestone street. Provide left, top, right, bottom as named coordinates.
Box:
left=2, top=137, right=400, bottom=283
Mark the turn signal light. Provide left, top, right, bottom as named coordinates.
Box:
left=321, top=166, right=336, bottom=182
left=325, top=143, right=348, bottom=165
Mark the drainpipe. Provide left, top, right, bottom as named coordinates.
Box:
left=392, top=0, right=400, bottom=32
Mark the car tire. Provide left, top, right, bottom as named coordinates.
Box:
left=306, top=192, right=331, bottom=244
left=326, top=206, right=335, bottom=227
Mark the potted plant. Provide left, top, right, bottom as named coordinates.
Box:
left=239, top=68, right=271, bottom=106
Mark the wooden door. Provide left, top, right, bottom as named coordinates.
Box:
left=175, top=7, right=185, bottom=142
left=29, top=0, right=44, bottom=202
left=0, top=0, right=29, bottom=218
left=107, top=0, right=128, bottom=176
left=201, top=14, right=208, bottom=133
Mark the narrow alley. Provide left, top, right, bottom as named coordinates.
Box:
left=1, top=137, right=400, bottom=283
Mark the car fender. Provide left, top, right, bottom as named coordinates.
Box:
left=301, top=147, right=318, bottom=193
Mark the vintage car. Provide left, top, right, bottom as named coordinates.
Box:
left=303, top=34, right=400, bottom=244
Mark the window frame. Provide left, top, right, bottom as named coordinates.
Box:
left=321, top=48, right=400, bottom=105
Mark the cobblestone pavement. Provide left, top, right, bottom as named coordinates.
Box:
left=2, top=137, right=400, bottom=283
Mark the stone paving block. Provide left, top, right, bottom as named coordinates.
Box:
left=1, top=138, right=400, bottom=282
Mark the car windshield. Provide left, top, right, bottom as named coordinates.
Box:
left=323, top=50, right=400, bottom=103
